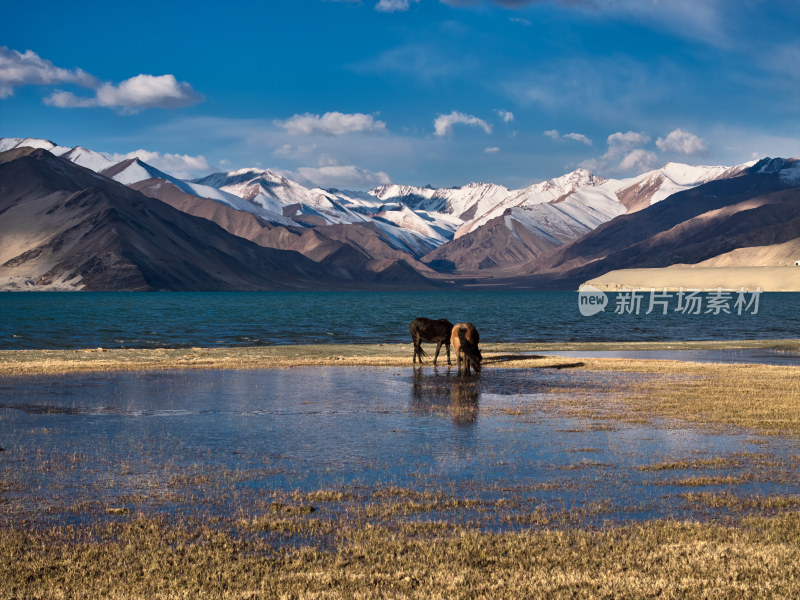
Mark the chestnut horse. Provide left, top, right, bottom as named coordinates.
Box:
left=451, top=322, right=482, bottom=375
left=409, top=317, right=454, bottom=366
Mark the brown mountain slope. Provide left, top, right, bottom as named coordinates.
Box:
left=541, top=160, right=797, bottom=273
left=0, top=148, right=414, bottom=291
left=680, top=238, right=800, bottom=267
left=510, top=160, right=800, bottom=287
left=131, top=177, right=437, bottom=287
left=421, top=214, right=563, bottom=272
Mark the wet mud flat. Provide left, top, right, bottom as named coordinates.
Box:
left=2, top=361, right=800, bottom=597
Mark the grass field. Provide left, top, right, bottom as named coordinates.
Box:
left=2, top=339, right=800, bottom=598
left=4, top=510, right=800, bottom=599
left=1, top=338, right=798, bottom=375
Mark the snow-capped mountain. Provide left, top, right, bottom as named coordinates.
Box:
left=190, top=167, right=447, bottom=254
left=0, top=136, right=767, bottom=275
left=104, top=159, right=297, bottom=226
left=410, top=161, right=753, bottom=271
left=370, top=181, right=511, bottom=220
left=0, top=137, right=115, bottom=172
left=366, top=162, right=750, bottom=268
left=525, top=156, right=800, bottom=287
left=3, top=136, right=800, bottom=291
left=193, top=168, right=378, bottom=227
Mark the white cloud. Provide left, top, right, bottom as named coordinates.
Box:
left=434, top=111, right=492, bottom=136
left=581, top=128, right=707, bottom=176
left=563, top=132, right=592, bottom=146
left=543, top=130, right=592, bottom=146
left=607, top=131, right=650, bottom=152
left=484, top=146, right=500, bottom=153
left=0, top=46, right=202, bottom=112
left=656, top=128, right=707, bottom=154
left=276, top=112, right=387, bottom=136
left=618, top=148, right=659, bottom=172
left=45, top=74, right=203, bottom=112
left=375, top=0, right=419, bottom=12
left=580, top=130, right=654, bottom=174
left=108, top=149, right=211, bottom=179
left=0, top=46, right=97, bottom=98
left=510, top=17, right=532, bottom=26
left=496, top=109, right=514, bottom=122
left=292, top=165, right=392, bottom=189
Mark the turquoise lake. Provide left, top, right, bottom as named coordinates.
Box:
left=1, top=291, right=798, bottom=349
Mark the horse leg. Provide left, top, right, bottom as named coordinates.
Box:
left=433, top=341, right=442, bottom=365
left=445, top=342, right=451, bottom=365
left=412, top=336, right=421, bottom=364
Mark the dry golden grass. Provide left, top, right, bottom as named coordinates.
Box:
left=578, top=359, right=800, bottom=435
left=0, top=344, right=413, bottom=375
left=3, top=511, right=800, bottom=599
left=3, top=339, right=800, bottom=597
left=475, top=356, right=800, bottom=435
left=638, top=457, right=744, bottom=472
left=1, top=338, right=797, bottom=376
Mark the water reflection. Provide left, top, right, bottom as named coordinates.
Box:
left=410, top=367, right=480, bottom=426
left=2, top=367, right=800, bottom=531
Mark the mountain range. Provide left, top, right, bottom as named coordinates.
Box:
left=1, top=136, right=798, bottom=291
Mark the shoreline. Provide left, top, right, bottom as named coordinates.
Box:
left=1, top=338, right=800, bottom=376
left=581, top=265, right=800, bottom=292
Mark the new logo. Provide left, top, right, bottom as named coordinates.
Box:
left=578, top=285, right=608, bottom=316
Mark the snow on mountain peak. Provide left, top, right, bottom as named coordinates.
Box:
left=756, top=157, right=800, bottom=183
left=658, top=162, right=727, bottom=186
left=756, top=158, right=800, bottom=184
left=546, top=168, right=601, bottom=190
left=375, top=205, right=446, bottom=242
left=5, top=135, right=791, bottom=269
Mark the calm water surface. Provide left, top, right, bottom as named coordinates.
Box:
left=2, top=367, right=798, bottom=529
left=2, top=291, right=799, bottom=349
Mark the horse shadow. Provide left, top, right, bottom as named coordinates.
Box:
left=410, top=366, right=480, bottom=426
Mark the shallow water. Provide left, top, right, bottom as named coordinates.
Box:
left=2, top=367, right=798, bottom=530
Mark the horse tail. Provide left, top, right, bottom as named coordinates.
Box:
left=417, top=345, right=427, bottom=357
left=458, top=328, right=482, bottom=372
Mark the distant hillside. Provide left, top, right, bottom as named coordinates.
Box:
left=0, top=148, right=433, bottom=291
left=515, top=158, right=800, bottom=288
left=1, top=137, right=798, bottom=291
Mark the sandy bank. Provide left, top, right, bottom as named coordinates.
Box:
left=1, top=339, right=799, bottom=376
left=581, top=265, right=800, bottom=292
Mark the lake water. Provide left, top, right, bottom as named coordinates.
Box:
left=2, top=367, right=799, bottom=530
left=2, top=291, right=799, bottom=349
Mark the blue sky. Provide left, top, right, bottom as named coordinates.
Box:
left=2, top=0, right=799, bottom=189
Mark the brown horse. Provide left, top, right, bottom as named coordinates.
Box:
left=409, top=317, right=454, bottom=365
left=450, top=322, right=482, bottom=375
